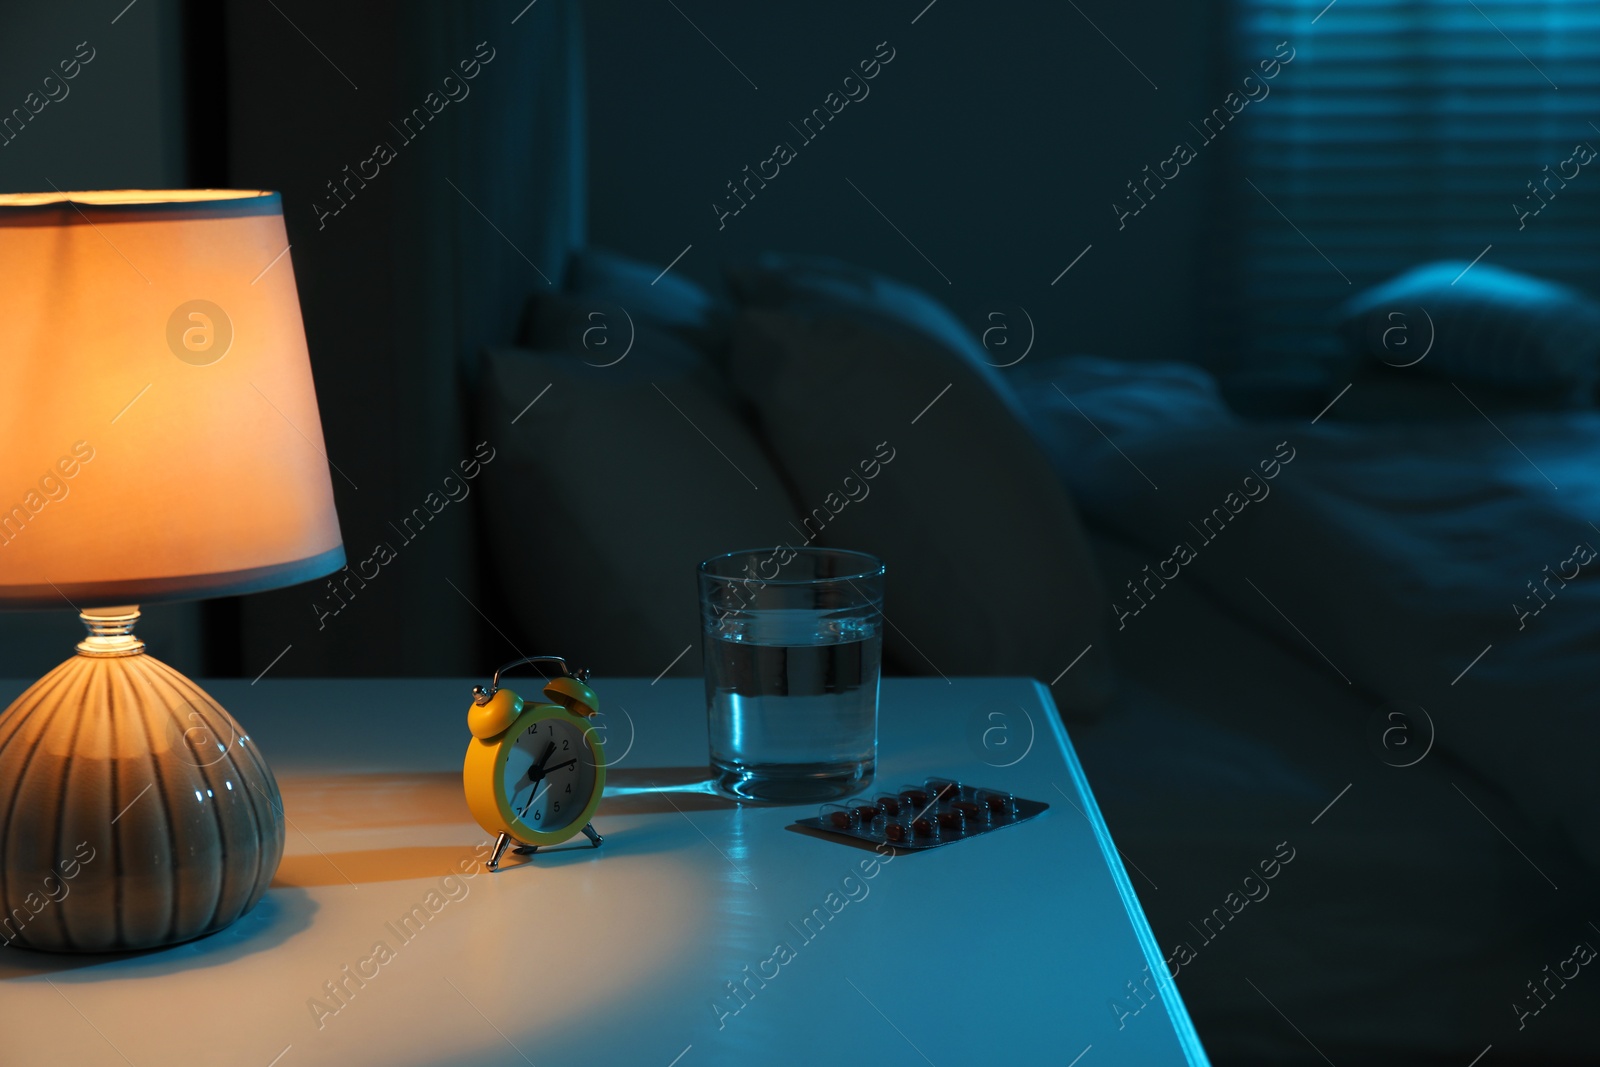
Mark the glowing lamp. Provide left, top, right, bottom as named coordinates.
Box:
left=0, top=190, right=343, bottom=952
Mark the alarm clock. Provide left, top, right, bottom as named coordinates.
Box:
left=463, top=655, right=607, bottom=872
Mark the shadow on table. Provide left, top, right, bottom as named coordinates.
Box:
left=274, top=768, right=740, bottom=826
left=599, top=765, right=737, bottom=814
left=0, top=887, right=315, bottom=982
left=274, top=771, right=468, bottom=831
left=269, top=767, right=742, bottom=886
left=274, top=845, right=494, bottom=888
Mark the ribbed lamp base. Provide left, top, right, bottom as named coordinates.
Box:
left=0, top=609, right=284, bottom=952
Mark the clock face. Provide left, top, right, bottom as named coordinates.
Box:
left=503, top=715, right=599, bottom=836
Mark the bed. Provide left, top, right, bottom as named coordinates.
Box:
left=1021, top=355, right=1600, bottom=1064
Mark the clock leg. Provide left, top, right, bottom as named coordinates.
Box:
left=486, top=832, right=512, bottom=873
left=581, top=823, right=603, bottom=849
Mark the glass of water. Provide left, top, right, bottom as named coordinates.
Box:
left=699, top=547, right=885, bottom=803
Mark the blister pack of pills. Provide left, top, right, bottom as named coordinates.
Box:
left=793, top=776, right=1048, bottom=851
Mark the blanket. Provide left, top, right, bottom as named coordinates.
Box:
left=1015, top=356, right=1600, bottom=876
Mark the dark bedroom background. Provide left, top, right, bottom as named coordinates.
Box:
left=6, top=2, right=1600, bottom=1065
left=0, top=0, right=1230, bottom=679
left=9, top=0, right=1598, bottom=681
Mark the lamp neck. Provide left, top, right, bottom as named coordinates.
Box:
left=77, top=605, right=145, bottom=657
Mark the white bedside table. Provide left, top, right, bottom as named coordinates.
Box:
left=0, top=676, right=1209, bottom=1066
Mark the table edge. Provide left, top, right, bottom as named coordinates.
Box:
left=1035, top=679, right=1212, bottom=1067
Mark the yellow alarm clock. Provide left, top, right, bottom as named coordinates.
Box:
left=463, top=655, right=606, bottom=872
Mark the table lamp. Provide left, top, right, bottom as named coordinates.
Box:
left=0, top=190, right=344, bottom=953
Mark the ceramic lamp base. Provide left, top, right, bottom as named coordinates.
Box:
left=0, top=607, right=284, bottom=952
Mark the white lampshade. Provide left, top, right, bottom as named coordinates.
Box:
left=0, top=189, right=344, bottom=606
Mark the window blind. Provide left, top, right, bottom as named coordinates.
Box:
left=1227, top=0, right=1600, bottom=371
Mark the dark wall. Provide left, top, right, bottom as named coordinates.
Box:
left=584, top=0, right=1223, bottom=366
left=0, top=1, right=185, bottom=190
left=0, top=1, right=1226, bottom=680
left=218, top=0, right=586, bottom=680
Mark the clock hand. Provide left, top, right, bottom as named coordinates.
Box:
left=516, top=780, right=551, bottom=820
left=514, top=755, right=582, bottom=821
left=518, top=758, right=577, bottom=808
left=524, top=741, right=555, bottom=784
left=513, top=742, right=558, bottom=821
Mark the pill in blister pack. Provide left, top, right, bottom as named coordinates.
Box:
left=794, top=776, right=1048, bottom=851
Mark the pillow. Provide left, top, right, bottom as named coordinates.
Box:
left=522, top=247, right=731, bottom=359
left=476, top=332, right=798, bottom=678
left=1010, top=355, right=1236, bottom=440
left=727, top=307, right=1114, bottom=713
left=1336, top=261, right=1600, bottom=394
left=726, top=252, right=982, bottom=365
